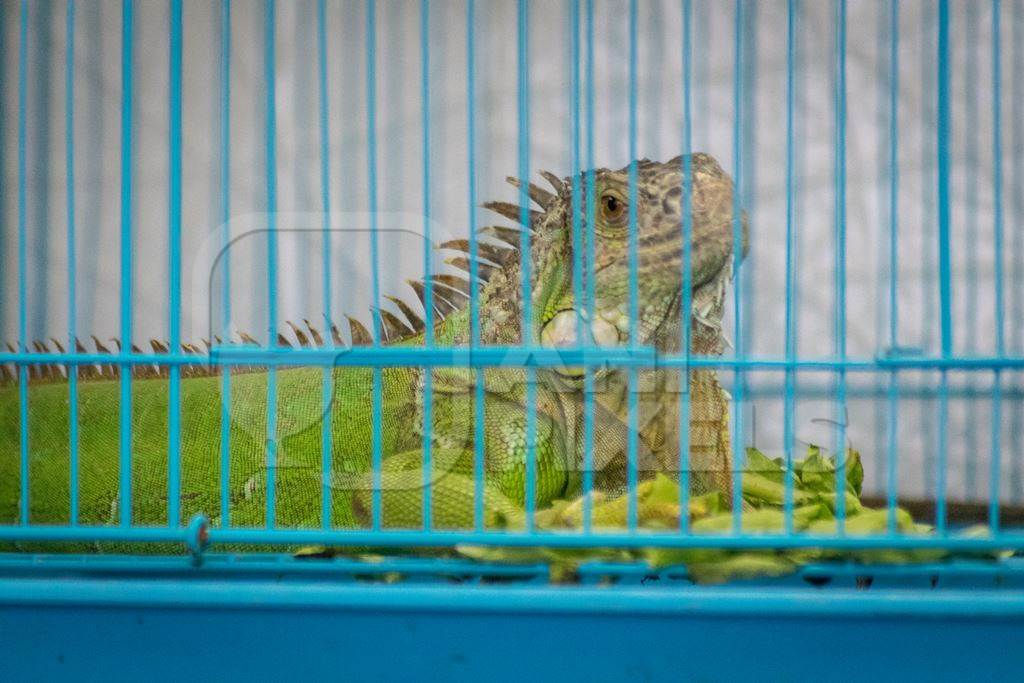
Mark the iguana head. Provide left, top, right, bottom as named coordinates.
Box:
left=525, top=154, right=747, bottom=367
left=300, top=154, right=745, bottom=361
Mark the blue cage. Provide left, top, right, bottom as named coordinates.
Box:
left=2, top=0, right=1024, bottom=678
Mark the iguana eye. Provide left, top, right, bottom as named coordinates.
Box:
left=600, top=193, right=626, bottom=223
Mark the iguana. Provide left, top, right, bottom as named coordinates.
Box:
left=0, top=154, right=746, bottom=552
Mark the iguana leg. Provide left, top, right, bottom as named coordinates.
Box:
left=326, top=371, right=575, bottom=531
left=409, top=370, right=575, bottom=509
left=350, top=448, right=532, bottom=530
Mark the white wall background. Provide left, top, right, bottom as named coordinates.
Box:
left=1, top=0, right=1023, bottom=503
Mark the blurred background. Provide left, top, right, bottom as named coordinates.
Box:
left=0, top=0, right=1021, bottom=505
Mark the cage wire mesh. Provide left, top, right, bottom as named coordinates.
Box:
left=0, top=0, right=1022, bottom=565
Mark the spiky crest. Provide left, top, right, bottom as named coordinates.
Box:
left=0, top=171, right=559, bottom=386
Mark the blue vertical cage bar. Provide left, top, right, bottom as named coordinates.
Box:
left=0, top=6, right=7, bottom=341
left=626, top=0, right=639, bottom=531
left=833, top=0, right=848, bottom=528
left=218, top=0, right=232, bottom=528
left=885, top=0, right=900, bottom=532
left=366, top=0, right=384, bottom=529
left=65, top=0, right=79, bottom=525
left=118, top=0, right=134, bottom=527
left=989, top=0, right=1005, bottom=530
left=739, top=2, right=758, bottom=374
left=29, top=0, right=55, bottom=340
left=730, top=0, right=745, bottom=529
left=582, top=0, right=596, bottom=532
left=964, top=2, right=980, bottom=500
left=936, top=0, right=954, bottom=359
left=316, top=0, right=333, bottom=529
left=783, top=0, right=799, bottom=533
left=420, top=0, right=434, bottom=530
left=568, top=0, right=582, bottom=372
left=16, top=0, right=30, bottom=526
left=167, top=0, right=183, bottom=528
left=872, top=0, right=888, bottom=499
left=1011, top=0, right=1023, bottom=503
left=466, top=0, right=487, bottom=531
left=567, top=0, right=592, bottom=532
left=936, top=0, right=953, bottom=533
left=264, top=0, right=279, bottom=529
left=678, top=0, right=693, bottom=533
left=517, top=0, right=537, bottom=529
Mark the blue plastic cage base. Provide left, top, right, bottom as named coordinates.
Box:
left=2, top=557, right=1024, bottom=680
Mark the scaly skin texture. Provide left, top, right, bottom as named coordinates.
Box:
left=0, top=154, right=745, bottom=552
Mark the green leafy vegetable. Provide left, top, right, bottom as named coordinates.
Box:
left=456, top=445, right=1007, bottom=584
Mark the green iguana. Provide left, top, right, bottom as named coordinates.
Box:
left=0, top=154, right=745, bottom=552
